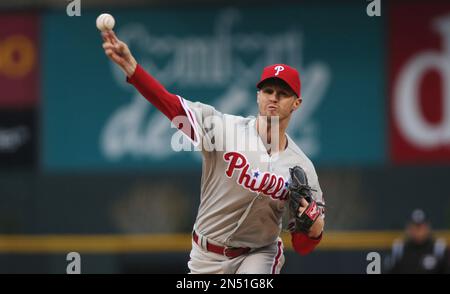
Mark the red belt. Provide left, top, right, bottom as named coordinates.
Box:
left=193, top=231, right=251, bottom=259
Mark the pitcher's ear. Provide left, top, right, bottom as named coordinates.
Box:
left=291, top=97, right=302, bottom=112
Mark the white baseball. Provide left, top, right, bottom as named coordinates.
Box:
left=96, top=13, right=115, bottom=31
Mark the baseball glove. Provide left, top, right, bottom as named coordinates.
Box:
left=288, top=166, right=323, bottom=233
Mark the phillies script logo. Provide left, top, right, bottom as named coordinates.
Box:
left=223, top=151, right=289, bottom=200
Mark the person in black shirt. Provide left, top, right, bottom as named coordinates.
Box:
left=387, top=209, right=449, bottom=274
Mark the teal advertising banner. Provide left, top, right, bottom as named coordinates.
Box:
left=42, top=4, right=385, bottom=171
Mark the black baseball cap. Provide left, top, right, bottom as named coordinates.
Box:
left=409, top=209, right=428, bottom=225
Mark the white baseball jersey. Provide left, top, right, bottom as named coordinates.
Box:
left=178, top=97, right=323, bottom=249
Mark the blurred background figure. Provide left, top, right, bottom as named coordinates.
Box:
left=387, top=209, right=449, bottom=274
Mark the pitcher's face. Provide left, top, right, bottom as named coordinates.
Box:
left=257, top=79, right=301, bottom=120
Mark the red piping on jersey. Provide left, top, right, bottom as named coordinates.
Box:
left=291, top=232, right=322, bottom=255
left=126, top=64, right=196, bottom=141
left=271, top=240, right=283, bottom=274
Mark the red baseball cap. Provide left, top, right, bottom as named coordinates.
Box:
left=256, top=64, right=301, bottom=98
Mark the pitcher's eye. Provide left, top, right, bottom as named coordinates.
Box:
left=263, top=88, right=274, bottom=94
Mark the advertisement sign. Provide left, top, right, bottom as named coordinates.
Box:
left=0, top=110, right=36, bottom=167
left=43, top=5, right=384, bottom=171
left=390, top=3, right=450, bottom=163
left=0, top=13, right=39, bottom=109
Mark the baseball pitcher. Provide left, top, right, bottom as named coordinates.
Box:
left=101, top=30, right=325, bottom=274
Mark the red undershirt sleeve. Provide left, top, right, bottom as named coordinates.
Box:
left=126, top=64, right=196, bottom=141
left=291, top=231, right=322, bottom=255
